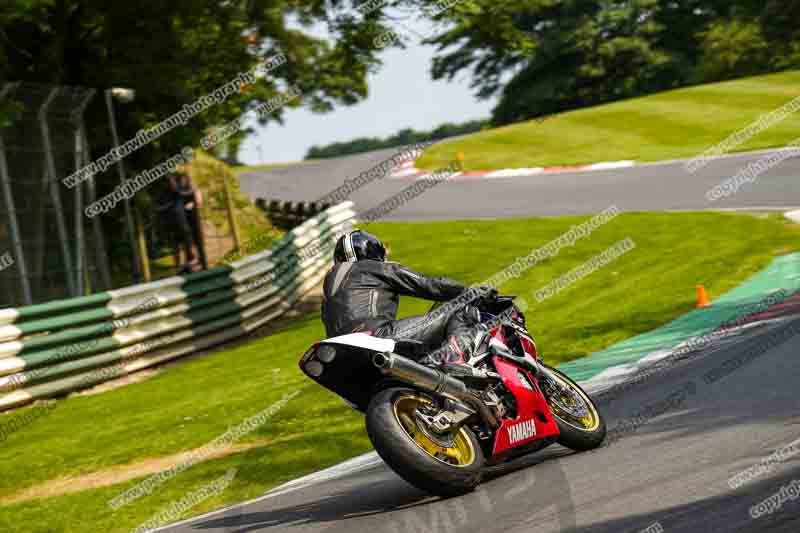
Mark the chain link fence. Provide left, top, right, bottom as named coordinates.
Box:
left=0, top=83, right=281, bottom=307
left=0, top=82, right=111, bottom=308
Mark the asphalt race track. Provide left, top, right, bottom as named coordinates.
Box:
left=161, top=309, right=800, bottom=533
left=238, top=148, right=799, bottom=220
left=190, top=149, right=800, bottom=533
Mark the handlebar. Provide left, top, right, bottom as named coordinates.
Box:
left=426, top=290, right=516, bottom=314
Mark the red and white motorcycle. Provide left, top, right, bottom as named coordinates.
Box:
left=300, top=295, right=605, bottom=496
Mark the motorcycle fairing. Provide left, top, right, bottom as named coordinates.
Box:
left=490, top=357, right=560, bottom=457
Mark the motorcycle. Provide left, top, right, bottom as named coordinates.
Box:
left=299, top=295, right=606, bottom=496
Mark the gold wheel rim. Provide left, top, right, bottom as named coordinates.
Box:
left=544, top=370, right=600, bottom=432
left=392, top=395, right=476, bottom=468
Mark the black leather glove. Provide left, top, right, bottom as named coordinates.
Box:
left=478, top=286, right=498, bottom=300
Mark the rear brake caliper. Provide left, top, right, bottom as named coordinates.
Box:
left=414, top=410, right=457, bottom=448
left=413, top=398, right=475, bottom=447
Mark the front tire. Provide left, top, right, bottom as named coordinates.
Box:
left=539, top=365, right=606, bottom=451
left=365, top=387, right=484, bottom=497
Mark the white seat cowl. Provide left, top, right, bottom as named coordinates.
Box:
left=322, top=333, right=395, bottom=353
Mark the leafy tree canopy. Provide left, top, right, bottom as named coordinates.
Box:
left=419, top=0, right=799, bottom=125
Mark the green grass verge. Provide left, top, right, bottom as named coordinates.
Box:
left=417, top=71, right=800, bottom=170
left=1, top=212, right=798, bottom=532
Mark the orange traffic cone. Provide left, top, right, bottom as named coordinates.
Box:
left=696, top=285, right=712, bottom=308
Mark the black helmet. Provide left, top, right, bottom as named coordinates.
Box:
left=334, top=230, right=386, bottom=263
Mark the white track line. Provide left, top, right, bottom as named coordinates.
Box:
left=150, top=453, right=385, bottom=532
left=785, top=209, right=800, bottom=224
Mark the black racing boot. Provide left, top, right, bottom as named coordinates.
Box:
left=438, top=331, right=486, bottom=377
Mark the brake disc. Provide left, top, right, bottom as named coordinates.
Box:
left=542, top=377, right=589, bottom=418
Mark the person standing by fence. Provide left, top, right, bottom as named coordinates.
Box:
left=177, top=173, right=206, bottom=271
left=159, top=173, right=205, bottom=274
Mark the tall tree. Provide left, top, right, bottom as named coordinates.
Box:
left=760, top=0, right=800, bottom=70
left=0, top=0, right=397, bottom=161
left=420, top=0, right=793, bottom=125
left=0, top=0, right=398, bottom=272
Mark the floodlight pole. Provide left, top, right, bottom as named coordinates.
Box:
left=105, top=88, right=143, bottom=284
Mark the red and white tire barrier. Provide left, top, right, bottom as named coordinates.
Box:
left=391, top=160, right=635, bottom=180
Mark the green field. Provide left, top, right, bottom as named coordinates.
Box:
left=1, top=212, right=798, bottom=532
left=417, top=71, right=800, bottom=170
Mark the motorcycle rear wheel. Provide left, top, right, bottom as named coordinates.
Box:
left=365, top=387, right=484, bottom=497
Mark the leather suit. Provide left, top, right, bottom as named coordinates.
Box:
left=321, top=260, right=482, bottom=363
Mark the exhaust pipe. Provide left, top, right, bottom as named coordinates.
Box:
left=373, top=352, right=500, bottom=428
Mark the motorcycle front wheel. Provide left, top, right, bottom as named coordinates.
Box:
left=365, top=387, right=484, bottom=497
left=539, top=365, right=606, bottom=451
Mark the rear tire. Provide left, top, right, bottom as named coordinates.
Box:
left=540, top=365, right=606, bottom=451
left=365, top=387, right=484, bottom=497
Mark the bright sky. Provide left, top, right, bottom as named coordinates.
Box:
left=238, top=29, right=496, bottom=165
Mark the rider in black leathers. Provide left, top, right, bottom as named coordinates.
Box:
left=321, top=230, right=491, bottom=366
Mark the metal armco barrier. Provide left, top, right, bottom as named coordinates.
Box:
left=0, top=202, right=356, bottom=411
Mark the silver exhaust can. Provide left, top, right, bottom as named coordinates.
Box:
left=372, top=352, right=500, bottom=428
